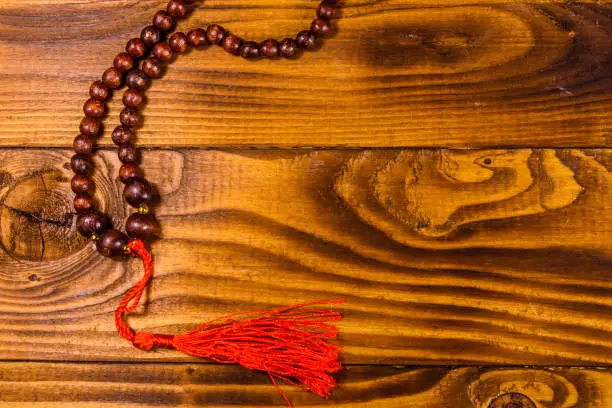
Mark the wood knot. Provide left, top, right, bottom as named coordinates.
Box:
left=488, top=393, right=536, bottom=408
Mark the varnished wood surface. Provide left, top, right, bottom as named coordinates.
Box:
left=0, top=148, right=609, bottom=364
left=0, top=0, right=610, bottom=147
left=0, top=363, right=610, bottom=407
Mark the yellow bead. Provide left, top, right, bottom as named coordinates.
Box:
left=138, top=203, right=149, bottom=215
left=123, top=245, right=132, bottom=255
left=91, top=233, right=99, bottom=242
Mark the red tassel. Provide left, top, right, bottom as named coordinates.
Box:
left=116, top=239, right=344, bottom=407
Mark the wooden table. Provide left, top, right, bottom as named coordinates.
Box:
left=0, top=0, right=610, bottom=406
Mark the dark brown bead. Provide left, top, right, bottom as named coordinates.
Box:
left=119, top=163, right=142, bottom=183
left=96, top=229, right=129, bottom=258
left=126, top=38, right=148, bottom=58
left=141, top=25, right=162, bottom=48
left=102, top=67, right=123, bottom=89
left=239, top=41, right=260, bottom=59
left=123, top=88, right=144, bottom=108
left=113, top=52, right=134, bottom=73
left=187, top=28, right=208, bottom=47
left=71, top=174, right=94, bottom=194
left=126, top=69, right=148, bottom=90
left=83, top=98, right=105, bottom=118
left=296, top=30, right=317, bottom=49
left=123, top=177, right=153, bottom=207
left=142, top=57, right=164, bottom=78
left=260, top=39, right=279, bottom=58
left=153, top=10, right=175, bottom=32
left=73, top=134, right=94, bottom=154
left=76, top=210, right=110, bottom=237
left=74, top=192, right=94, bottom=213
left=167, top=0, right=188, bottom=18
left=70, top=153, right=91, bottom=175
left=279, top=38, right=299, bottom=58
left=112, top=125, right=133, bottom=145
left=126, top=213, right=161, bottom=239
left=206, top=24, right=226, bottom=45
left=118, top=142, right=138, bottom=163
left=317, top=2, right=335, bottom=19
left=222, top=34, right=242, bottom=56
left=89, top=81, right=109, bottom=101
left=169, top=32, right=189, bottom=53
left=311, top=18, right=332, bottom=37
left=152, top=42, right=173, bottom=61
left=120, top=107, right=141, bottom=128
left=79, top=117, right=101, bottom=137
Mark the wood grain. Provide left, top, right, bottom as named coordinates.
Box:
left=0, top=363, right=610, bottom=407
left=0, top=148, right=609, bottom=364
left=0, top=1, right=610, bottom=147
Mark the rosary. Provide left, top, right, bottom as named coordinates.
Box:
left=69, top=1, right=342, bottom=406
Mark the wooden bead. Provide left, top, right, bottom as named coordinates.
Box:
left=126, top=38, right=147, bottom=58
left=169, top=32, right=188, bottom=53
left=79, top=117, right=101, bottom=137
left=71, top=174, right=93, bottom=194
left=126, top=69, right=148, bottom=90
left=112, top=125, right=133, bottom=145
left=102, top=67, right=123, bottom=89
left=279, top=38, right=299, bottom=58
left=167, top=0, right=188, bottom=18
left=73, top=192, right=94, bottom=213
left=126, top=213, right=161, bottom=239
left=142, top=57, right=164, bottom=78
left=296, top=30, right=317, bottom=49
left=89, top=81, right=109, bottom=101
left=317, top=2, right=335, bottom=19
left=152, top=42, right=173, bottom=62
left=123, top=88, right=144, bottom=108
left=239, top=41, right=260, bottom=59
left=76, top=210, right=110, bottom=237
left=70, top=153, right=91, bottom=175
left=222, top=34, right=242, bottom=56
left=120, top=107, right=141, bottom=128
left=83, top=98, right=105, bottom=118
left=96, top=229, right=129, bottom=257
left=73, top=134, right=94, bottom=154
left=311, top=18, right=332, bottom=37
left=187, top=28, right=208, bottom=47
left=123, top=177, right=153, bottom=207
left=206, top=24, right=226, bottom=45
left=119, top=163, right=141, bottom=183
left=153, top=10, right=175, bottom=32
left=118, top=142, right=138, bottom=163
left=113, top=52, right=134, bottom=73
left=260, top=39, right=279, bottom=58
left=141, top=25, right=162, bottom=48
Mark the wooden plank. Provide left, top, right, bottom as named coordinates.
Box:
left=0, top=148, right=609, bottom=364
left=0, top=1, right=610, bottom=147
left=0, top=363, right=611, bottom=407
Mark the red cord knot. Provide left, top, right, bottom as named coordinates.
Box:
left=132, top=332, right=175, bottom=351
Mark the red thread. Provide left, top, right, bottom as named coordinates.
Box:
left=116, top=239, right=344, bottom=407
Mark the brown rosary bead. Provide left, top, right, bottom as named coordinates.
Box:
left=260, top=39, right=279, bottom=58
left=96, top=229, right=129, bottom=257
left=112, top=125, right=133, bottom=145
left=239, top=41, right=260, bottom=59
left=102, top=67, right=123, bottom=89
left=153, top=10, right=175, bottom=32
left=83, top=98, right=105, bottom=118
left=317, top=1, right=335, bottom=19
left=71, top=174, right=94, bottom=194
left=70, top=153, right=91, bottom=175
left=120, top=107, right=141, bottom=128
left=126, top=38, right=148, bottom=59
left=222, top=34, right=242, bottom=56
left=126, top=213, right=161, bottom=239
left=123, top=88, right=144, bottom=108
left=296, top=30, right=317, bottom=49
left=79, top=117, right=101, bottom=137
left=126, top=69, right=149, bottom=90
left=142, top=57, right=164, bottom=78
left=119, top=163, right=142, bottom=183
left=113, top=52, right=134, bottom=73
left=141, top=25, right=162, bottom=48
left=206, top=24, right=226, bottom=45
left=311, top=18, right=332, bottom=37
left=76, top=210, right=110, bottom=237
left=89, top=80, right=109, bottom=101
left=118, top=142, right=139, bottom=163
left=152, top=42, right=173, bottom=62
left=279, top=38, right=299, bottom=58
left=73, top=134, right=94, bottom=155
left=169, top=32, right=189, bottom=53
left=73, top=192, right=95, bottom=213
left=167, top=0, right=188, bottom=18
left=187, top=28, right=208, bottom=47
left=123, top=177, right=153, bottom=207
